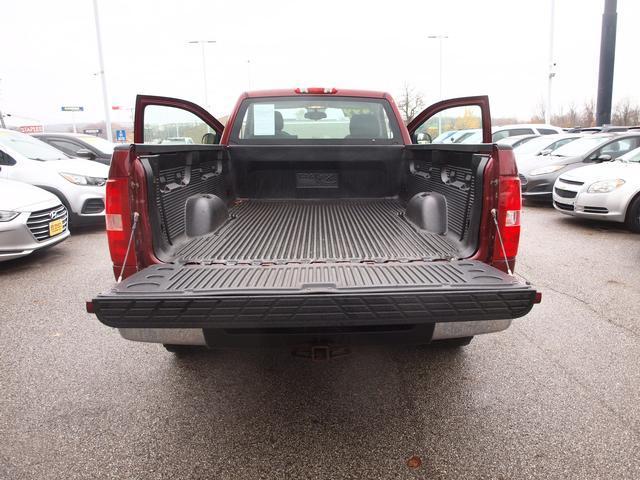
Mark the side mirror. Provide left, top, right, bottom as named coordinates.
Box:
left=596, top=154, right=612, bottom=162
left=75, top=149, right=95, bottom=160
left=540, top=148, right=553, bottom=156
left=201, top=132, right=219, bottom=145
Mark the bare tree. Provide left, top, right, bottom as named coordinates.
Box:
left=565, top=102, right=579, bottom=127
left=580, top=99, right=595, bottom=127
left=612, top=98, right=640, bottom=126
left=530, top=99, right=546, bottom=124
left=397, top=83, right=425, bottom=124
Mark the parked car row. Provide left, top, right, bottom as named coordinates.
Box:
left=431, top=123, right=564, bottom=145
left=0, top=129, right=112, bottom=261
left=514, top=131, right=640, bottom=232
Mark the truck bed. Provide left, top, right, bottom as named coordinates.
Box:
left=175, top=198, right=458, bottom=264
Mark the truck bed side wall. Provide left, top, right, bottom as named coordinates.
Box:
left=141, top=145, right=490, bottom=263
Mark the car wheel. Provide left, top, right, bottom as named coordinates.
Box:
left=625, top=195, right=640, bottom=233
left=430, top=336, right=474, bottom=348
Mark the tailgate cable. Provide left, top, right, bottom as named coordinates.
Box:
left=117, top=212, right=140, bottom=283
left=490, top=208, right=513, bottom=277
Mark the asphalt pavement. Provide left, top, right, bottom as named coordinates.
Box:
left=1, top=205, right=639, bottom=479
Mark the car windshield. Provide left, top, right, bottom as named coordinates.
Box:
left=515, top=136, right=562, bottom=155
left=81, top=136, right=115, bottom=154
left=0, top=130, right=67, bottom=161
left=618, top=146, right=640, bottom=162
left=231, top=96, right=401, bottom=144
left=551, top=136, right=610, bottom=157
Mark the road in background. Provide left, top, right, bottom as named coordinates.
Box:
left=1, top=207, right=639, bottom=479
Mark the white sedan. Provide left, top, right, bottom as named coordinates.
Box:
left=0, top=179, right=70, bottom=261
left=552, top=146, right=640, bottom=232
left=0, top=129, right=109, bottom=227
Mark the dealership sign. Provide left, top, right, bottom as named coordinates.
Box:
left=18, top=125, right=43, bottom=133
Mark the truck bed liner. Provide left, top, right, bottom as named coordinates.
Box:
left=91, top=261, right=537, bottom=329
left=175, top=199, right=458, bottom=264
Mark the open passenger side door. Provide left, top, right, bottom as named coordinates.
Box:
left=406, top=96, right=492, bottom=144
left=134, top=95, right=225, bottom=144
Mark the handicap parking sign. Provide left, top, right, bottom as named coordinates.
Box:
left=116, top=129, right=126, bottom=142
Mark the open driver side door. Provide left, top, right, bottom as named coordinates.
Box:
left=134, top=95, right=225, bottom=144
left=406, top=95, right=492, bottom=144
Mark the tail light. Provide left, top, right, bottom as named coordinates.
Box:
left=492, top=148, right=522, bottom=273
left=105, top=149, right=137, bottom=279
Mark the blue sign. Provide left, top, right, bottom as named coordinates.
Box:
left=115, top=129, right=126, bottom=142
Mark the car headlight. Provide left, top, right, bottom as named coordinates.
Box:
left=0, top=210, right=19, bottom=222
left=60, top=172, right=106, bottom=186
left=529, top=165, right=565, bottom=176
left=587, top=178, right=625, bottom=193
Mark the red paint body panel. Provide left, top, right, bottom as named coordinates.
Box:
left=108, top=90, right=519, bottom=280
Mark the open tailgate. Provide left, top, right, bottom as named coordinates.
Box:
left=90, top=261, right=538, bottom=329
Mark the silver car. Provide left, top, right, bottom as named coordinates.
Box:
left=0, top=129, right=109, bottom=226
left=552, top=146, right=640, bottom=232
left=0, top=179, right=70, bottom=261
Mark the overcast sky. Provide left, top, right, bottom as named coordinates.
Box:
left=1, top=0, right=638, bottom=126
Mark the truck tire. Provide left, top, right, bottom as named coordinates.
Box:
left=625, top=195, right=640, bottom=233
left=430, top=336, right=474, bottom=348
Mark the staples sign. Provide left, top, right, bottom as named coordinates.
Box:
left=19, top=125, right=44, bottom=134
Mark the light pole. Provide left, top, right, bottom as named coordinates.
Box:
left=0, top=78, right=5, bottom=129
left=247, top=59, right=251, bottom=90
left=92, top=0, right=113, bottom=141
left=546, top=0, right=556, bottom=124
left=596, top=0, right=618, bottom=126
left=428, top=35, right=448, bottom=136
left=188, top=40, right=216, bottom=110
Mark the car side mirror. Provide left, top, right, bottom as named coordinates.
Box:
left=540, top=148, right=553, bottom=156
left=596, top=154, right=612, bottom=163
left=201, top=132, right=219, bottom=145
left=413, top=132, right=431, bottom=144
left=75, top=149, right=95, bottom=160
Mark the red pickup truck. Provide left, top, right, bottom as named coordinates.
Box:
left=87, top=88, right=540, bottom=355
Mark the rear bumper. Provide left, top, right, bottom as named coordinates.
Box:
left=117, top=319, right=514, bottom=347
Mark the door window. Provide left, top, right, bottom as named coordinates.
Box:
left=595, top=138, right=637, bottom=159
left=0, top=150, right=17, bottom=166
left=48, top=139, right=83, bottom=156
left=413, top=105, right=483, bottom=144
left=492, top=130, right=510, bottom=142
left=551, top=138, right=575, bottom=150
left=143, top=105, right=217, bottom=145
left=507, top=128, right=534, bottom=137
left=537, top=128, right=558, bottom=135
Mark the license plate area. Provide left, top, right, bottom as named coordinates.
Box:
left=49, top=219, right=64, bottom=236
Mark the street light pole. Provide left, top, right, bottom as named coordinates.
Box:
left=188, top=40, right=216, bottom=110
left=595, top=0, right=618, bottom=126
left=428, top=35, right=448, bottom=135
left=545, top=0, right=556, bottom=125
left=0, top=78, right=5, bottom=129
left=92, top=0, right=113, bottom=141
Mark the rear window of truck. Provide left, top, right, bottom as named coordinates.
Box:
left=229, top=97, right=402, bottom=145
